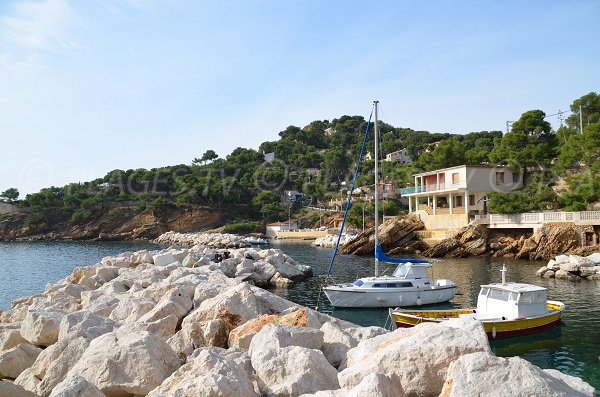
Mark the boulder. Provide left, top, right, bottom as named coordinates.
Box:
left=536, top=266, right=548, bottom=277
left=339, top=319, right=490, bottom=397
left=152, top=252, right=177, bottom=267
left=0, top=380, right=38, bottom=397
left=35, top=337, right=91, bottom=396
left=20, top=309, right=65, bottom=347
left=147, top=348, right=259, bottom=397
left=0, top=343, right=42, bottom=379
left=299, top=373, right=404, bottom=397
left=58, top=311, right=117, bottom=341
left=14, top=367, right=40, bottom=393
left=439, top=352, right=595, bottom=397
left=554, top=269, right=581, bottom=282
left=0, top=324, right=28, bottom=351
left=229, top=308, right=319, bottom=349
left=587, top=252, right=600, bottom=264
left=251, top=345, right=339, bottom=396
left=49, top=374, right=104, bottom=397
left=320, top=321, right=358, bottom=368
left=64, top=330, right=180, bottom=396
left=248, top=325, right=324, bottom=356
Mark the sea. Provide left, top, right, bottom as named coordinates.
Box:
left=0, top=239, right=599, bottom=392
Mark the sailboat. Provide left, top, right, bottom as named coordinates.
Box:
left=322, top=101, right=457, bottom=308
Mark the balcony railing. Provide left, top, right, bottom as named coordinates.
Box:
left=400, top=181, right=466, bottom=195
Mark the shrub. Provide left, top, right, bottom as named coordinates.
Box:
left=224, top=221, right=263, bottom=234
left=71, top=209, right=92, bottom=224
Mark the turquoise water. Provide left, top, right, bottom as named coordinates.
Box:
left=0, top=240, right=598, bottom=392
left=271, top=240, right=600, bottom=393
left=0, top=241, right=161, bottom=309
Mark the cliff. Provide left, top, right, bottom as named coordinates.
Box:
left=0, top=205, right=221, bottom=241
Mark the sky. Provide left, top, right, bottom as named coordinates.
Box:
left=1, top=0, right=599, bottom=195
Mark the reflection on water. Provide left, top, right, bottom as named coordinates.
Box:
left=271, top=240, right=600, bottom=392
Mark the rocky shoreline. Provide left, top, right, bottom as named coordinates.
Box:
left=0, top=232, right=595, bottom=396
left=536, top=253, right=600, bottom=281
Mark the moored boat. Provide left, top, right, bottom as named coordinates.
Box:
left=388, top=265, right=565, bottom=338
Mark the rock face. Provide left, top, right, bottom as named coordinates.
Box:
left=424, top=223, right=599, bottom=260
left=536, top=253, right=600, bottom=281
left=339, top=216, right=427, bottom=255
left=0, top=343, right=43, bottom=379
left=439, top=351, right=596, bottom=397
left=424, top=225, right=489, bottom=258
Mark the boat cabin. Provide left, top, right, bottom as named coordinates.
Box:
left=392, top=263, right=431, bottom=280
left=476, top=283, right=548, bottom=320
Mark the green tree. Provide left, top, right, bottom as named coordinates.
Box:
left=488, top=176, right=555, bottom=214
left=0, top=188, right=19, bottom=203
left=193, top=150, right=219, bottom=165
left=566, top=92, right=600, bottom=130
left=489, top=110, right=555, bottom=169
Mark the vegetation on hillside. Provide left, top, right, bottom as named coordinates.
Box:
left=2, top=91, right=599, bottom=228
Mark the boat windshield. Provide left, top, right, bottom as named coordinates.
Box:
left=392, top=264, right=410, bottom=278
left=352, top=280, right=364, bottom=287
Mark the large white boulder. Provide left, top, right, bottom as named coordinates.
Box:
left=248, top=325, right=324, bottom=356
left=14, top=367, right=40, bottom=393
left=252, top=345, right=339, bottom=396
left=35, top=336, right=91, bottom=396
left=439, top=352, right=595, bottom=397
left=320, top=321, right=359, bottom=368
left=0, top=323, right=28, bottom=352
left=587, top=252, right=600, bottom=264
left=20, top=309, right=65, bottom=347
left=0, top=343, right=43, bottom=379
left=299, top=373, right=404, bottom=397
left=338, top=319, right=490, bottom=397
left=49, top=374, right=105, bottom=397
left=147, top=348, right=259, bottom=397
left=58, top=311, right=117, bottom=341
left=64, top=330, right=180, bottom=396
left=152, top=252, right=177, bottom=267
left=0, top=380, right=39, bottom=397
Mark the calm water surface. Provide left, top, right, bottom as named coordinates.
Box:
left=0, top=240, right=598, bottom=392
left=271, top=240, right=600, bottom=393
left=0, top=240, right=161, bottom=309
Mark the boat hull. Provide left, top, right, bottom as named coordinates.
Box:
left=323, top=286, right=457, bottom=308
left=390, top=301, right=564, bottom=339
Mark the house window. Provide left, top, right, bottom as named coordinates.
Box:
left=469, top=194, right=475, bottom=206
left=454, top=196, right=463, bottom=207
left=496, top=172, right=505, bottom=184
left=512, top=172, right=519, bottom=183
left=452, top=173, right=459, bottom=184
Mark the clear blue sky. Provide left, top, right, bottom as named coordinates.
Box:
left=1, top=0, right=599, bottom=195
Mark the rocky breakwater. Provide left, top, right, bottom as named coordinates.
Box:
left=1, top=250, right=596, bottom=397
left=155, top=231, right=251, bottom=248
left=1, top=249, right=595, bottom=397
left=313, top=234, right=357, bottom=248
left=338, top=216, right=428, bottom=256
left=536, top=253, right=600, bottom=281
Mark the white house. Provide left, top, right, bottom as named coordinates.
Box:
left=401, top=165, right=522, bottom=230
left=265, top=221, right=298, bottom=238
left=385, top=148, right=412, bottom=163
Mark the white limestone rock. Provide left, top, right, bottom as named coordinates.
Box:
left=13, top=367, right=40, bottom=394
left=0, top=324, right=28, bottom=352
left=108, top=297, right=155, bottom=324
left=0, top=380, right=39, bottom=397
left=152, top=252, right=177, bottom=267
left=248, top=325, right=324, bottom=357
left=587, top=252, right=600, bottom=264
left=320, top=321, right=359, bottom=368
left=64, top=329, right=180, bottom=396
left=49, top=374, right=104, bottom=397
left=0, top=343, right=43, bottom=379
left=338, top=319, right=490, bottom=397
left=252, top=345, right=339, bottom=396
left=554, top=254, right=570, bottom=264
left=36, top=336, right=90, bottom=396
left=58, top=311, right=117, bottom=341
left=20, top=309, right=65, bottom=347
left=299, top=373, right=404, bottom=397
left=439, top=351, right=595, bottom=397
left=147, top=348, right=259, bottom=397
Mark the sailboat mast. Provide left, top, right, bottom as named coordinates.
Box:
left=373, top=100, right=380, bottom=277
